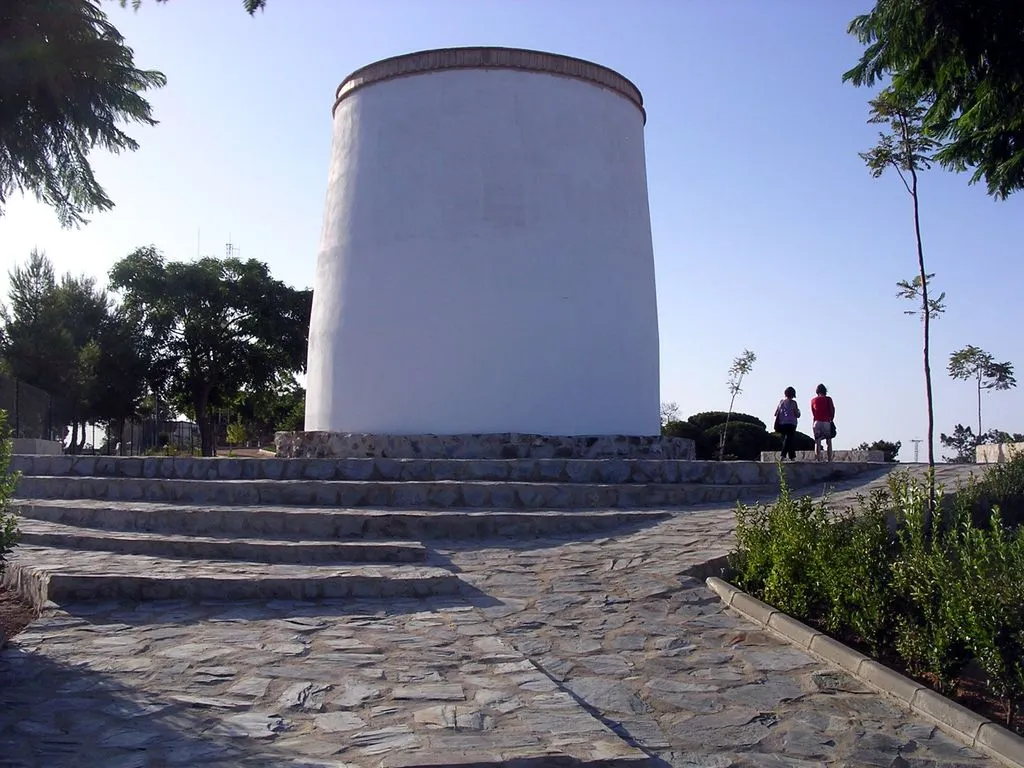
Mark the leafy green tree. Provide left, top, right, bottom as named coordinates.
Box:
left=940, top=424, right=979, bottom=464
left=0, top=251, right=122, bottom=449
left=948, top=345, right=1017, bottom=437
left=1, top=251, right=75, bottom=391
left=861, top=89, right=944, bottom=487
left=53, top=272, right=113, bottom=449
left=109, top=247, right=312, bottom=456
left=941, top=425, right=1024, bottom=464
left=231, top=376, right=305, bottom=446
left=844, top=0, right=1024, bottom=199
left=90, top=306, right=151, bottom=443
left=1, top=0, right=166, bottom=226
left=719, top=349, right=757, bottom=461
left=120, top=0, right=267, bottom=12
left=856, top=440, right=902, bottom=462
left=982, top=430, right=1024, bottom=445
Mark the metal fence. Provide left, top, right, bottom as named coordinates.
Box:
left=99, top=419, right=201, bottom=456
left=0, top=374, right=60, bottom=440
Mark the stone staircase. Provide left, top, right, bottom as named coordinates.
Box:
left=4, top=455, right=882, bottom=609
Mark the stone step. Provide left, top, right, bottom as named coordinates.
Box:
left=10, top=454, right=878, bottom=486
left=15, top=519, right=427, bottom=564
left=15, top=476, right=781, bottom=508
left=15, top=499, right=672, bottom=539
left=3, top=547, right=462, bottom=609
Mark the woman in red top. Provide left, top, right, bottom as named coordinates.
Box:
left=811, top=384, right=836, bottom=462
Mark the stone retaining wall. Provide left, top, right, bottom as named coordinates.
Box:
left=11, top=439, right=63, bottom=456
left=975, top=441, right=1024, bottom=464
left=10, top=454, right=880, bottom=487
left=275, top=431, right=697, bottom=460
left=759, top=450, right=886, bottom=463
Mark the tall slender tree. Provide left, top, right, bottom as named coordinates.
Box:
left=947, top=345, right=1017, bottom=437
left=719, top=349, right=756, bottom=461
left=120, top=0, right=267, bottom=11
left=860, top=89, right=944, bottom=488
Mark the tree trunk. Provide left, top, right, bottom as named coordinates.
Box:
left=195, top=387, right=216, bottom=457
left=720, top=403, right=735, bottom=462
left=70, top=419, right=79, bottom=456
left=910, top=170, right=936, bottom=512
left=977, top=372, right=983, bottom=438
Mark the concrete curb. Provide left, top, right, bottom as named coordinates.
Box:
left=706, top=576, right=1024, bottom=768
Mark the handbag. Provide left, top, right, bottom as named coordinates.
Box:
left=830, top=421, right=837, bottom=439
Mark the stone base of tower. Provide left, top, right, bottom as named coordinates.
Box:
left=274, top=432, right=696, bottom=461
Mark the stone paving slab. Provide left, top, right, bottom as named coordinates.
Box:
left=11, top=455, right=878, bottom=487
left=15, top=519, right=428, bottom=564
left=15, top=477, right=785, bottom=509
left=0, top=597, right=648, bottom=767
left=4, top=550, right=462, bottom=610
left=15, top=499, right=673, bottom=539
left=436, top=488, right=993, bottom=766
left=0, top=463, right=994, bottom=767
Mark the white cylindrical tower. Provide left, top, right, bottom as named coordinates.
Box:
left=306, top=47, right=660, bottom=437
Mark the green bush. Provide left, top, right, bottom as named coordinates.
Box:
left=226, top=422, right=248, bottom=447
left=687, top=411, right=766, bottom=432
left=732, top=477, right=829, bottom=618
left=733, top=472, right=898, bottom=654
left=704, top=422, right=773, bottom=461
left=661, top=419, right=702, bottom=442
left=890, top=476, right=970, bottom=691
left=944, top=507, right=1024, bottom=725
left=763, top=430, right=816, bottom=453
left=0, top=411, right=21, bottom=577
left=732, top=468, right=1024, bottom=722
left=814, top=492, right=897, bottom=655
left=973, top=452, right=1024, bottom=528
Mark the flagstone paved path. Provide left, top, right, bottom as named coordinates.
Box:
left=0, top=464, right=993, bottom=767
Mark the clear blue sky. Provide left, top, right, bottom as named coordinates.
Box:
left=2, top=0, right=1022, bottom=460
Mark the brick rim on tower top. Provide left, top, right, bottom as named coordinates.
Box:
left=332, top=46, right=646, bottom=121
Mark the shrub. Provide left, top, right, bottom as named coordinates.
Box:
left=763, top=430, right=816, bottom=453
left=0, top=411, right=21, bottom=577
left=889, top=475, right=970, bottom=691
left=732, top=466, right=1024, bottom=722
left=942, top=454, right=1024, bottom=531
left=944, top=507, right=1024, bottom=725
left=687, top=411, right=766, bottom=432
left=226, top=422, right=248, bottom=447
left=733, top=471, right=898, bottom=655
left=974, top=452, right=1024, bottom=528
left=732, top=475, right=829, bottom=617
left=704, top=422, right=773, bottom=461
left=813, top=492, right=898, bottom=655
left=662, top=419, right=702, bottom=442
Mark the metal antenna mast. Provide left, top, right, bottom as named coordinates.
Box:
left=911, top=438, right=923, bottom=463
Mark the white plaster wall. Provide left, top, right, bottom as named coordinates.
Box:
left=306, top=67, right=660, bottom=435
left=976, top=442, right=1024, bottom=463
